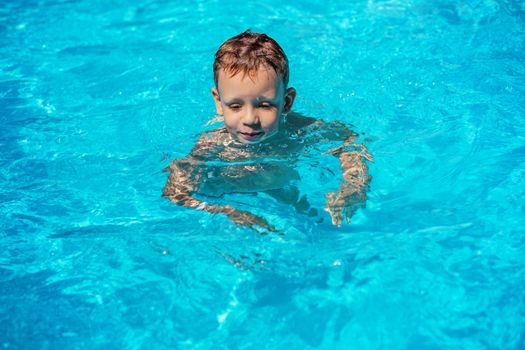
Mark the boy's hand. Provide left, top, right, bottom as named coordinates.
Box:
left=221, top=205, right=277, bottom=234
left=324, top=185, right=365, bottom=227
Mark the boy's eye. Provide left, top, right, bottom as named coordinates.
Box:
left=259, top=102, right=273, bottom=109
left=229, top=104, right=242, bottom=110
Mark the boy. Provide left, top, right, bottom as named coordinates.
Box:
left=163, top=31, right=371, bottom=232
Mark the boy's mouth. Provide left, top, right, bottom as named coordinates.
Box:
left=238, top=131, right=264, bottom=140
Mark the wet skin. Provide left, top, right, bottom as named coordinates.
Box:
left=163, top=68, right=372, bottom=232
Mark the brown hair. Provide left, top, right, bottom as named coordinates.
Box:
left=213, top=30, right=289, bottom=87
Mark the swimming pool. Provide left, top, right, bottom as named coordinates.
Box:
left=1, top=0, right=524, bottom=348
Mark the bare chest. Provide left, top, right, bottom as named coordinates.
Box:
left=198, top=160, right=300, bottom=196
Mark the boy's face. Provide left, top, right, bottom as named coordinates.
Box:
left=211, top=66, right=296, bottom=144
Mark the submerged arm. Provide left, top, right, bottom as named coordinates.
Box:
left=162, top=158, right=206, bottom=210
left=162, top=151, right=276, bottom=233
left=323, top=125, right=373, bottom=226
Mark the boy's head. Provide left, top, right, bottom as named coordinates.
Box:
left=211, top=31, right=296, bottom=144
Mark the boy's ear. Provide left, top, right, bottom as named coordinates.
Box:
left=283, top=87, right=296, bottom=114
left=211, top=87, right=223, bottom=115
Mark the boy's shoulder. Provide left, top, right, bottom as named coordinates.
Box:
left=286, top=112, right=318, bottom=130
left=187, top=127, right=228, bottom=159
left=285, top=113, right=352, bottom=140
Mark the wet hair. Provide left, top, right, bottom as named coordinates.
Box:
left=213, top=30, right=289, bottom=87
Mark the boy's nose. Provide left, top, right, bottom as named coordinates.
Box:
left=242, top=107, right=259, bottom=125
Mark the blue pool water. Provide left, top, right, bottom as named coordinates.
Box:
left=2, top=0, right=525, bottom=348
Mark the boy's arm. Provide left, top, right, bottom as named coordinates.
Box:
left=322, top=124, right=373, bottom=226
left=162, top=155, right=276, bottom=234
